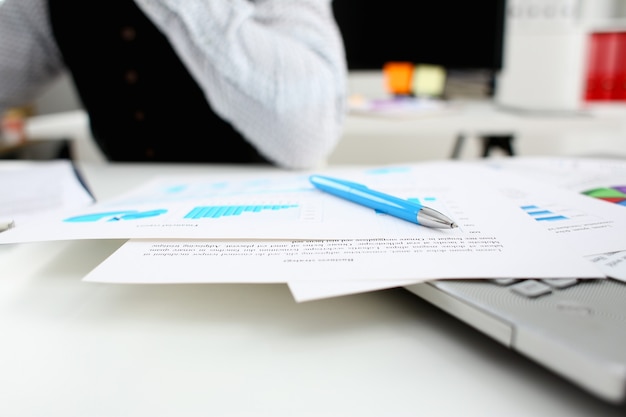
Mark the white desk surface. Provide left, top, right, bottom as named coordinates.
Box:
left=334, top=99, right=626, bottom=164
left=1, top=162, right=625, bottom=417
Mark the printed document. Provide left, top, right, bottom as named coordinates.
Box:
left=0, top=160, right=94, bottom=229
left=2, top=162, right=491, bottom=242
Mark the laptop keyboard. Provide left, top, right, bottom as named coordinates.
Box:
left=490, top=278, right=580, bottom=298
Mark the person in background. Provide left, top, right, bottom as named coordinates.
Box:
left=0, top=0, right=347, bottom=168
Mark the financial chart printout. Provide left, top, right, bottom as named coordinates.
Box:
left=0, top=162, right=534, bottom=242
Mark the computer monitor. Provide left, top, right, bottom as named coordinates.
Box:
left=331, top=1, right=507, bottom=72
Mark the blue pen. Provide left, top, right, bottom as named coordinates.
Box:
left=309, top=175, right=457, bottom=229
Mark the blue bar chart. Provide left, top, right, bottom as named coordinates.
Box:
left=184, top=204, right=298, bottom=219
left=521, top=205, right=569, bottom=222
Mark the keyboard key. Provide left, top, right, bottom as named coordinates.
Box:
left=540, top=278, right=579, bottom=289
left=510, top=280, right=552, bottom=298
left=490, top=278, right=521, bottom=286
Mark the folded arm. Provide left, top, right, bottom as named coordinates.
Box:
left=134, top=0, right=347, bottom=169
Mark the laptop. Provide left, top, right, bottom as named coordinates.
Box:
left=404, top=276, right=626, bottom=404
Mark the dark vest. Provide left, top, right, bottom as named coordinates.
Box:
left=48, top=0, right=267, bottom=163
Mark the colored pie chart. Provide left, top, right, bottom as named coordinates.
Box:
left=582, top=186, right=626, bottom=206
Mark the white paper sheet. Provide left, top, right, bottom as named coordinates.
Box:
left=588, top=251, right=626, bottom=282
left=484, top=156, right=626, bottom=199
left=83, top=231, right=602, bottom=284
left=0, top=160, right=94, bottom=230
left=0, top=162, right=542, bottom=242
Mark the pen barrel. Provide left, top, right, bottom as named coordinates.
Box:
left=316, top=179, right=422, bottom=224
left=358, top=191, right=421, bottom=224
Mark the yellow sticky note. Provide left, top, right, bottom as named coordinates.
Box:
left=413, top=64, right=446, bottom=97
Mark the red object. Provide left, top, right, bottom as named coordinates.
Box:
left=612, top=32, right=626, bottom=100
left=584, top=31, right=626, bottom=102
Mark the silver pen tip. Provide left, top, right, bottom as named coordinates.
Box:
left=417, top=207, right=458, bottom=229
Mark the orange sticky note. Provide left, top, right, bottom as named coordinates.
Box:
left=383, top=62, right=414, bottom=95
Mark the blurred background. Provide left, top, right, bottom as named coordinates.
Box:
left=2, top=0, right=626, bottom=164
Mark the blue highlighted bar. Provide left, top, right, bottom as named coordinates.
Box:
left=535, top=215, right=569, bottom=222
left=527, top=210, right=553, bottom=216
left=184, top=204, right=298, bottom=219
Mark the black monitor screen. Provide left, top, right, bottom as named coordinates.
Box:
left=331, top=1, right=507, bottom=71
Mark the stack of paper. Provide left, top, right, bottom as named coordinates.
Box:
left=2, top=157, right=626, bottom=302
